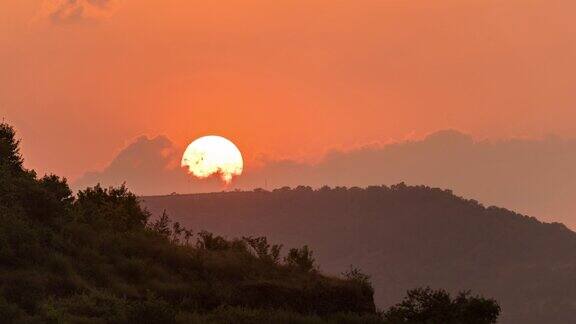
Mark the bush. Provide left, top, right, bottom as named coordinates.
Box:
left=75, top=184, right=150, bottom=232
left=383, top=287, right=501, bottom=324
left=242, top=236, right=282, bottom=264
left=285, top=245, right=316, bottom=272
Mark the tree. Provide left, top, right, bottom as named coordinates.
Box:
left=196, top=230, right=231, bottom=251
left=171, top=222, right=183, bottom=244
left=243, top=236, right=282, bottom=264
left=284, top=245, right=316, bottom=272
left=343, top=265, right=373, bottom=292
left=383, top=287, right=500, bottom=324
left=0, top=122, right=24, bottom=174
left=183, top=229, right=193, bottom=246
left=150, top=210, right=171, bottom=237
left=39, top=174, right=74, bottom=205
left=75, top=184, right=150, bottom=232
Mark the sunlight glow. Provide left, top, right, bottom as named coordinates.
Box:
left=181, top=136, right=243, bottom=183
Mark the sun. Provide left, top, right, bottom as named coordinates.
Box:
left=181, top=136, right=243, bottom=184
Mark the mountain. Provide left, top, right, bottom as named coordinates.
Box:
left=142, top=185, right=576, bottom=323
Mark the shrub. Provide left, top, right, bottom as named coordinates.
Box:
left=75, top=184, right=150, bottom=232
left=285, top=245, right=316, bottom=272
left=196, top=231, right=234, bottom=251
left=383, top=287, right=500, bottom=324
left=242, top=236, right=282, bottom=264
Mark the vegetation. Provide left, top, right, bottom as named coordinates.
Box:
left=0, top=122, right=500, bottom=323
left=383, top=288, right=500, bottom=324
left=143, top=181, right=576, bottom=323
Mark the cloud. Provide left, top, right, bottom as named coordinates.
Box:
left=42, top=0, right=118, bottom=24
left=73, top=130, right=576, bottom=228
left=74, top=135, right=180, bottom=193
left=73, top=135, right=225, bottom=195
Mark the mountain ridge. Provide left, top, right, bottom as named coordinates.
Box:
left=142, top=184, right=576, bottom=323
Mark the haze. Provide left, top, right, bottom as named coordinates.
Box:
left=2, top=1, right=576, bottom=223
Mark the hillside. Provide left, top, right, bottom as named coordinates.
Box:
left=142, top=185, right=576, bottom=323
left=0, top=123, right=386, bottom=323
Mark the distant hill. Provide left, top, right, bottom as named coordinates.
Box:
left=142, top=185, right=576, bottom=323
left=75, top=129, right=576, bottom=229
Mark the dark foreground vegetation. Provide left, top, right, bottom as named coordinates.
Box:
left=0, top=123, right=499, bottom=323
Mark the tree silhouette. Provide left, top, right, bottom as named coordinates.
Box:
left=384, top=287, right=500, bottom=324
left=0, top=122, right=24, bottom=173
left=285, top=245, right=316, bottom=272
left=243, top=236, right=283, bottom=264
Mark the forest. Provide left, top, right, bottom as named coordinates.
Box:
left=0, top=122, right=499, bottom=323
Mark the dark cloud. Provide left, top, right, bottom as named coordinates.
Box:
left=45, top=0, right=116, bottom=24
left=76, top=136, right=179, bottom=193
left=74, top=130, right=576, bottom=228
left=73, top=135, right=225, bottom=195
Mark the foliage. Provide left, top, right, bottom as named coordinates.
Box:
left=285, top=245, right=316, bottom=272
left=149, top=210, right=194, bottom=245
left=196, top=230, right=236, bottom=251
left=75, top=184, right=150, bottom=231
left=383, top=288, right=500, bottom=324
left=142, top=180, right=576, bottom=323
left=175, top=306, right=385, bottom=324
left=243, top=236, right=282, bottom=264
left=150, top=210, right=172, bottom=238
left=342, top=266, right=373, bottom=294
left=0, top=122, right=24, bottom=174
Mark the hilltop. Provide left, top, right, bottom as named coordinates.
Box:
left=142, top=185, right=576, bottom=323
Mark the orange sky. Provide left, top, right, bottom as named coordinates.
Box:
left=2, top=0, right=576, bottom=181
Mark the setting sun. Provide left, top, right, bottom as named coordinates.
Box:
left=181, top=136, right=243, bottom=183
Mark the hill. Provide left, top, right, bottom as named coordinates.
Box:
left=142, top=185, right=576, bottom=323
left=0, top=123, right=383, bottom=323
left=0, top=122, right=501, bottom=323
